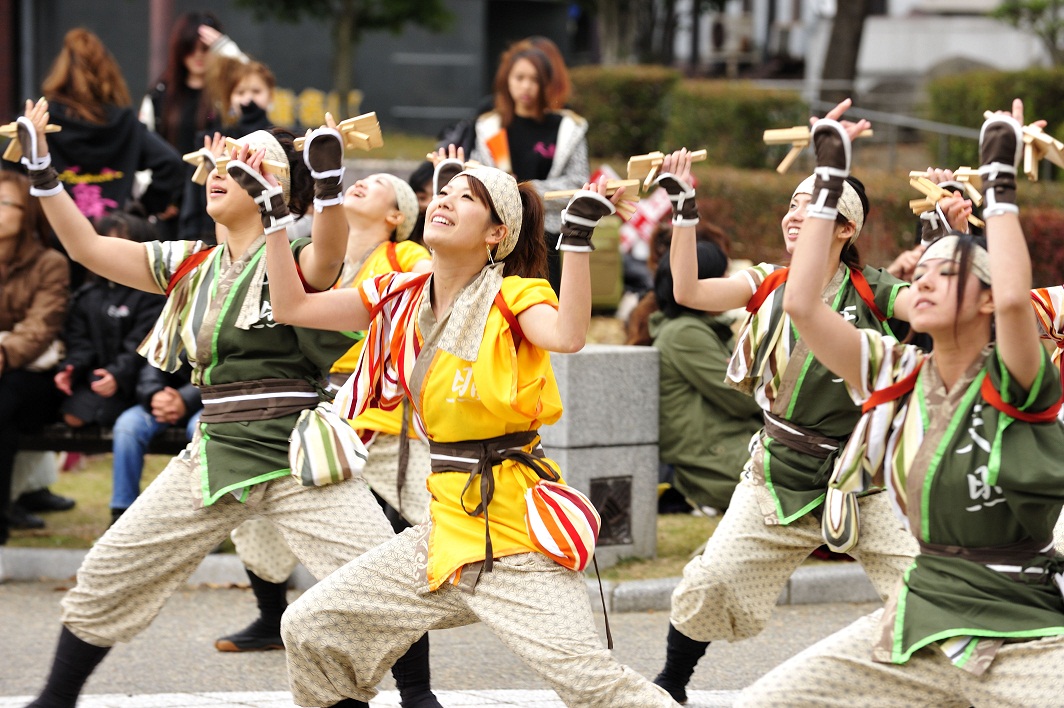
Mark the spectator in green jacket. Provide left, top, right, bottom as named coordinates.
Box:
left=650, top=240, right=761, bottom=515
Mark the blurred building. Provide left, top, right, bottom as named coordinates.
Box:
left=0, top=0, right=572, bottom=135
left=671, top=0, right=1048, bottom=111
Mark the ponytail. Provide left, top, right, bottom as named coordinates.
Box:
left=502, top=183, right=547, bottom=279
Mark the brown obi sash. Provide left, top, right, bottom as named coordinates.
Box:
left=762, top=411, right=851, bottom=492
left=199, top=378, right=320, bottom=423
left=429, top=430, right=556, bottom=573
left=762, top=410, right=842, bottom=460
left=919, top=538, right=1064, bottom=585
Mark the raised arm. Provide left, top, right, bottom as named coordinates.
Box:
left=982, top=101, right=1043, bottom=390
left=264, top=228, right=370, bottom=333
left=658, top=149, right=760, bottom=312
left=782, top=101, right=871, bottom=389
left=519, top=178, right=619, bottom=352
left=295, top=118, right=349, bottom=291
left=19, top=99, right=161, bottom=294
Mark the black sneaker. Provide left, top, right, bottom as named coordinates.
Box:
left=214, top=618, right=284, bottom=652
left=18, top=487, right=76, bottom=512
left=10, top=503, right=46, bottom=529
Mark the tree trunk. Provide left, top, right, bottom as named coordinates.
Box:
left=622, top=0, right=640, bottom=63
left=689, top=0, right=701, bottom=75
left=820, top=0, right=870, bottom=104
left=332, top=0, right=358, bottom=116
left=661, top=0, right=678, bottom=65
left=599, top=0, right=621, bottom=65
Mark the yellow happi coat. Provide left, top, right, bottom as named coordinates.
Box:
left=335, top=271, right=564, bottom=590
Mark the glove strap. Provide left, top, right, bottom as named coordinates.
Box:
left=808, top=120, right=851, bottom=222
left=28, top=163, right=63, bottom=197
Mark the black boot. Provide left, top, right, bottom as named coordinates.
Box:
left=26, top=626, right=111, bottom=708
left=391, top=633, right=441, bottom=708
left=214, top=568, right=287, bottom=652
left=329, top=700, right=369, bottom=708
left=652, top=624, right=710, bottom=705
left=10, top=502, right=45, bottom=529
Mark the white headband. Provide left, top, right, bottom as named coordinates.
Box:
left=374, top=173, right=419, bottom=242
left=793, top=175, right=864, bottom=243
left=456, top=167, right=522, bottom=259
left=918, top=235, right=991, bottom=285
left=234, top=130, right=291, bottom=205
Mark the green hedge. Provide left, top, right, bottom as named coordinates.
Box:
left=665, top=81, right=807, bottom=169
left=569, top=65, right=681, bottom=158
left=692, top=164, right=1064, bottom=286
left=927, top=68, right=1064, bottom=170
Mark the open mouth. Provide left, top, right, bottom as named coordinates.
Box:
left=429, top=212, right=453, bottom=227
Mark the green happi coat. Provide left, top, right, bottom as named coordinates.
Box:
left=726, top=262, right=908, bottom=524
left=136, top=237, right=357, bottom=504
left=837, top=331, right=1064, bottom=675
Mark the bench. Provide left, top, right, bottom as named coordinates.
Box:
left=19, top=423, right=190, bottom=456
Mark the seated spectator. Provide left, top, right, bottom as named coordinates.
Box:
left=53, top=210, right=164, bottom=430
left=626, top=221, right=729, bottom=346
left=651, top=240, right=762, bottom=515
left=0, top=171, right=69, bottom=541
left=110, top=360, right=201, bottom=524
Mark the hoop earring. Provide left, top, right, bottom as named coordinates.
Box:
left=486, top=245, right=495, bottom=266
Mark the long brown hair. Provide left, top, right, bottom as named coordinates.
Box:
left=42, top=29, right=132, bottom=123
left=155, top=11, right=221, bottom=146
left=527, top=36, right=571, bottom=110
left=467, top=178, right=547, bottom=279
left=492, top=44, right=553, bottom=128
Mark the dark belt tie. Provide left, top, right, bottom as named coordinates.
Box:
left=429, top=430, right=555, bottom=573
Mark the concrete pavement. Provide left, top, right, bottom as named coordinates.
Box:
left=0, top=577, right=881, bottom=707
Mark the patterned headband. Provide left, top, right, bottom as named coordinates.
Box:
left=235, top=129, right=291, bottom=205
left=793, top=175, right=865, bottom=243
left=918, top=235, right=991, bottom=285
left=374, top=173, right=419, bottom=242
left=456, top=167, right=522, bottom=259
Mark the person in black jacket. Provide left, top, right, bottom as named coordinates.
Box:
left=41, top=29, right=183, bottom=228
left=109, top=361, right=201, bottom=524
left=53, top=212, right=164, bottom=430
left=179, top=58, right=275, bottom=243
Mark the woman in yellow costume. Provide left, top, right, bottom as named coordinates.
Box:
left=259, top=154, right=678, bottom=707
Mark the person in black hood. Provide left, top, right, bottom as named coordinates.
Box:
left=41, top=29, right=183, bottom=227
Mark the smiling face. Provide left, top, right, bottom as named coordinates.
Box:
left=507, top=58, right=541, bottom=118
left=780, top=191, right=855, bottom=255
left=423, top=176, right=503, bottom=257
left=780, top=193, right=809, bottom=255
left=343, top=175, right=399, bottom=224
